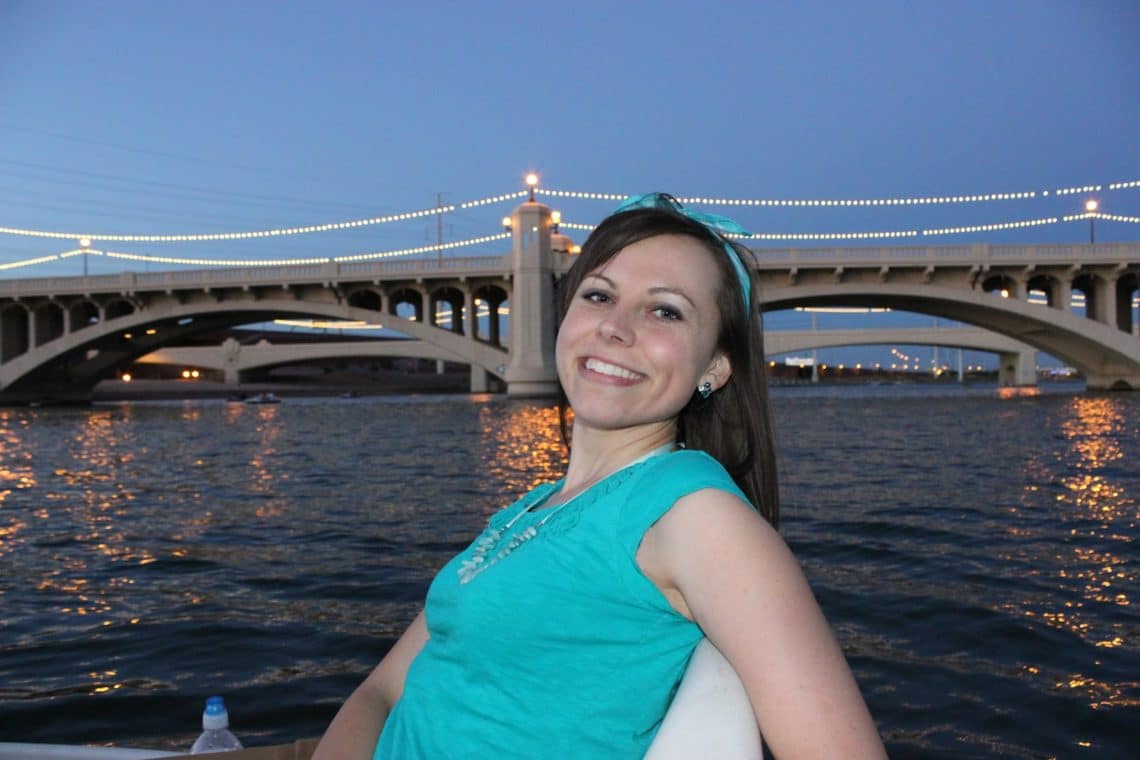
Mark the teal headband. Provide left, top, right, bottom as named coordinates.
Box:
left=611, top=192, right=753, bottom=310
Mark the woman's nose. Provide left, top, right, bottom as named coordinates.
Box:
left=598, top=309, right=634, bottom=343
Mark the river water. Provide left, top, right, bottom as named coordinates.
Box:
left=0, top=384, right=1136, bottom=758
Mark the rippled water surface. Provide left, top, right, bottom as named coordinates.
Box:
left=0, top=385, right=1136, bottom=758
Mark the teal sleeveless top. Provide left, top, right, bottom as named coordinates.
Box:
left=374, top=449, right=750, bottom=759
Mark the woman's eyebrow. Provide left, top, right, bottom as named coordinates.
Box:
left=648, top=285, right=696, bottom=308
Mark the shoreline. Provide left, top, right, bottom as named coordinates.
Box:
left=89, top=376, right=471, bottom=403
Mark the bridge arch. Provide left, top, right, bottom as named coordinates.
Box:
left=387, top=286, right=425, bottom=322
left=1027, top=273, right=1061, bottom=306
left=346, top=286, right=383, bottom=312
left=429, top=285, right=465, bottom=333
left=472, top=283, right=510, bottom=346
left=105, top=298, right=136, bottom=320
left=980, top=273, right=1020, bottom=299
left=33, top=302, right=65, bottom=346
left=1, top=304, right=29, bottom=362
left=761, top=281, right=1140, bottom=388
left=0, top=296, right=507, bottom=403
left=69, top=300, right=100, bottom=331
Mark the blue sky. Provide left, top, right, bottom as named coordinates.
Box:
left=2, top=0, right=1138, bottom=368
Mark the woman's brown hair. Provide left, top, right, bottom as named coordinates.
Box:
left=555, top=200, right=780, bottom=528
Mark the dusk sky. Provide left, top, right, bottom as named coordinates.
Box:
left=2, top=0, right=1138, bottom=368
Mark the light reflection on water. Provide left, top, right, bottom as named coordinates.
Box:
left=478, top=401, right=566, bottom=506
left=0, top=388, right=1136, bottom=757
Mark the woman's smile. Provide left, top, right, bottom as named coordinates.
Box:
left=581, top=356, right=645, bottom=383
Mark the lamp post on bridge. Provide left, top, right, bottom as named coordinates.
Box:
left=1085, top=199, right=1098, bottom=244
left=79, top=237, right=91, bottom=276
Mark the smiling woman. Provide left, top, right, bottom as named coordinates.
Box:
left=314, top=194, right=886, bottom=759
left=554, top=234, right=729, bottom=441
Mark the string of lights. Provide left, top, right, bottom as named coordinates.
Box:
left=0, top=206, right=457, bottom=243
left=562, top=213, right=1123, bottom=240
left=1052, top=184, right=1101, bottom=196
left=539, top=179, right=1138, bottom=208
left=1062, top=212, right=1140, bottom=225
left=2, top=179, right=1136, bottom=245
left=458, top=191, right=528, bottom=209
left=733, top=230, right=918, bottom=241
left=680, top=192, right=1037, bottom=207
left=0, top=232, right=512, bottom=272
left=4, top=207, right=1130, bottom=274
left=334, top=232, right=510, bottom=262
left=0, top=190, right=528, bottom=244
left=920, top=217, right=1058, bottom=236
left=0, top=251, right=82, bottom=271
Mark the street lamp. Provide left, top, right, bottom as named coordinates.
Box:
left=551, top=210, right=561, bottom=233
left=525, top=173, right=538, bottom=202
left=79, top=237, right=92, bottom=276
left=502, top=216, right=512, bottom=232
left=1085, top=199, right=1098, bottom=244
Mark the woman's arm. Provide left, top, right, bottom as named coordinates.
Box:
left=312, top=611, right=429, bottom=760
left=639, top=490, right=887, bottom=759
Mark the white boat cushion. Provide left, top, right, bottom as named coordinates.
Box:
left=644, top=638, right=764, bottom=759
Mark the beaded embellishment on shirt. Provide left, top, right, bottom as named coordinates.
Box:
left=456, top=443, right=677, bottom=585
left=456, top=494, right=564, bottom=584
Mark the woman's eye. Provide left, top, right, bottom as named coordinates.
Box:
left=653, top=305, right=683, bottom=321
left=582, top=290, right=610, bottom=303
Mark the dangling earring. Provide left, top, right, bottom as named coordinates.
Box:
left=698, top=381, right=713, bottom=399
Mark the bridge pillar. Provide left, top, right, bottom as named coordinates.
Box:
left=464, top=289, right=477, bottom=339
left=1053, top=278, right=1072, bottom=312
left=998, top=347, right=1037, bottom=387
left=470, top=365, right=490, bottom=393
left=505, top=201, right=559, bottom=397
left=222, top=338, right=242, bottom=385
left=489, top=293, right=506, bottom=346
left=1098, top=277, right=1117, bottom=329
left=1009, top=277, right=1027, bottom=301
left=1115, top=277, right=1135, bottom=333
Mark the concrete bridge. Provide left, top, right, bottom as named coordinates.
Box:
left=136, top=326, right=1040, bottom=388
left=1, top=201, right=1138, bottom=403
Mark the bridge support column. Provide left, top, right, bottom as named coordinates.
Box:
left=470, top=365, right=489, bottom=393
left=489, top=295, right=505, bottom=346
left=464, top=289, right=477, bottom=340
left=505, top=201, right=559, bottom=397
left=1010, top=277, right=1027, bottom=301
left=1115, top=278, right=1134, bottom=333
left=222, top=338, right=242, bottom=385
left=1053, top=279, right=1072, bottom=312
left=1095, top=277, right=1116, bottom=328
left=998, top=348, right=1037, bottom=387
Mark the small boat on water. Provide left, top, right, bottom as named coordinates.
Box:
left=243, top=392, right=281, bottom=405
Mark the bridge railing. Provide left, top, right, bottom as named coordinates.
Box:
left=1, top=245, right=1136, bottom=298
left=0, top=255, right=515, bottom=297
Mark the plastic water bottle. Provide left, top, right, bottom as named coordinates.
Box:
left=190, top=695, right=243, bottom=754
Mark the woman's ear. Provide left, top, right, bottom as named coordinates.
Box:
left=703, top=351, right=733, bottom=392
